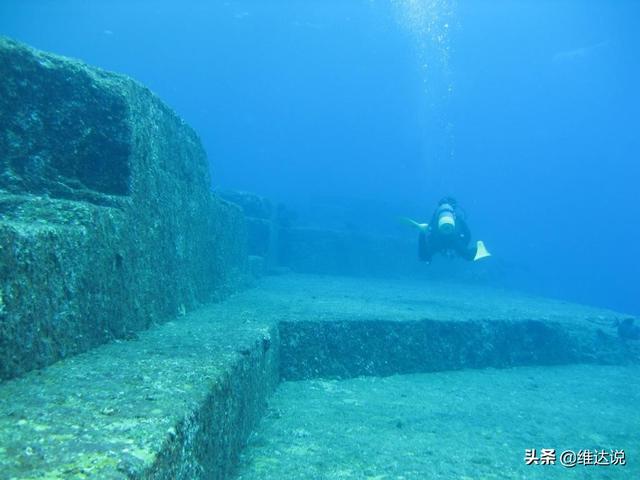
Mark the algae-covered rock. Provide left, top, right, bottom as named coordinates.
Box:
left=0, top=37, right=247, bottom=380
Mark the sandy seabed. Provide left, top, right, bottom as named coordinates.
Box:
left=235, top=364, right=639, bottom=480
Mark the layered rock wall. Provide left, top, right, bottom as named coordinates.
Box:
left=0, top=37, right=247, bottom=379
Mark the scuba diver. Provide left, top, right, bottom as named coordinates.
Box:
left=404, top=196, right=491, bottom=264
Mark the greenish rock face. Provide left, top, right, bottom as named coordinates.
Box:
left=0, top=40, right=131, bottom=199
left=0, top=37, right=248, bottom=380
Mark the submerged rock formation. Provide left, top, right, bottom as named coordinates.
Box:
left=0, top=37, right=247, bottom=380
left=220, top=190, right=290, bottom=276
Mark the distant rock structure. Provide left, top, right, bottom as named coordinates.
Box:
left=219, top=190, right=284, bottom=277
left=219, top=189, right=491, bottom=280
left=219, top=190, right=426, bottom=279
left=278, top=227, right=418, bottom=277
left=0, top=37, right=247, bottom=380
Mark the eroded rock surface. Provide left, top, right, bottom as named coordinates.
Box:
left=0, top=37, right=247, bottom=380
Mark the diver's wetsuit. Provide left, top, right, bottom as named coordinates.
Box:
left=418, top=213, right=477, bottom=262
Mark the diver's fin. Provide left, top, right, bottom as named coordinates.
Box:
left=474, top=240, right=491, bottom=261
left=400, top=217, right=429, bottom=232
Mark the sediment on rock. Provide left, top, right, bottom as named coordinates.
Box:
left=279, top=318, right=634, bottom=380
left=0, top=37, right=248, bottom=380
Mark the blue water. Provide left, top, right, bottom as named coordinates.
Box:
left=1, top=0, right=638, bottom=314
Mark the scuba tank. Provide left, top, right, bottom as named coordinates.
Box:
left=436, top=203, right=456, bottom=234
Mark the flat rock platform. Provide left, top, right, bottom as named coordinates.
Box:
left=236, top=364, right=640, bottom=480
left=0, top=275, right=637, bottom=479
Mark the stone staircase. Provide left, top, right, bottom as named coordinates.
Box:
left=1, top=274, right=637, bottom=479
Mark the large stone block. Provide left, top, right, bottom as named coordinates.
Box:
left=0, top=37, right=247, bottom=380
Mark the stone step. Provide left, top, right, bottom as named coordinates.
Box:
left=274, top=275, right=637, bottom=380
left=1, top=275, right=637, bottom=479
left=235, top=364, right=640, bottom=479
left=0, top=301, right=278, bottom=480
left=0, top=36, right=248, bottom=381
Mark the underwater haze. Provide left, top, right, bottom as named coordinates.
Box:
left=1, top=0, right=638, bottom=314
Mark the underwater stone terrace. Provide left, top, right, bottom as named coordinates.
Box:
left=1, top=36, right=638, bottom=479
left=0, top=274, right=638, bottom=480
left=0, top=36, right=247, bottom=381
